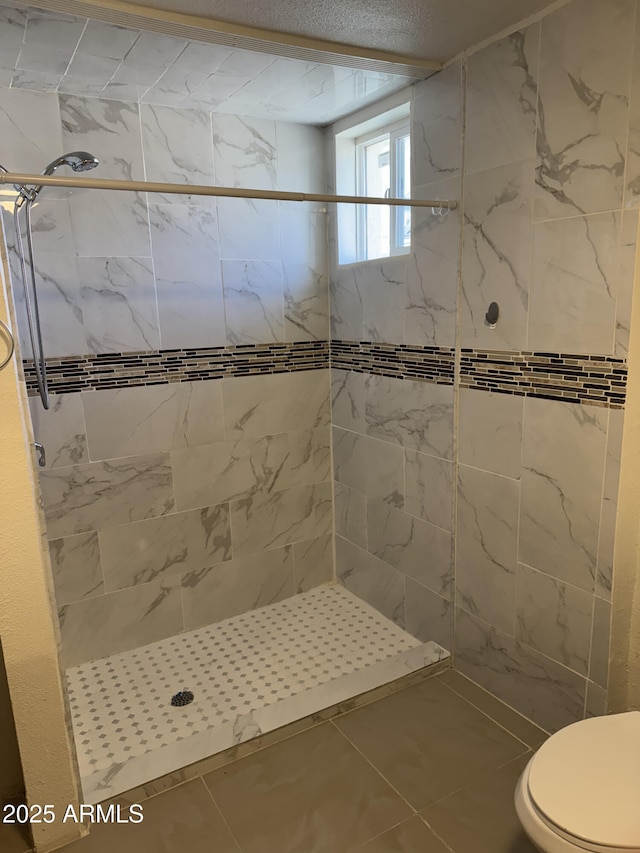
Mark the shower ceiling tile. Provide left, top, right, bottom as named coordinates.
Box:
left=57, top=76, right=106, bottom=98
left=0, top=2, right=26, bottom=51
left=77, top=20, right=139, bottom=60
left=23, top=8, right=85, bottom=51
left=128, top=30, right=187, bottom=66
left=11, top=69, right=62, bottom=92
left=65, top=52, right=121, bottom=84
left=15, top=43, right=72, bottom=75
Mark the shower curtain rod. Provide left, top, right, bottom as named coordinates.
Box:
left=0, top=172, right=458, bottom=210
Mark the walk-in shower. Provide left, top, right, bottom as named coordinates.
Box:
left=0, top=152, right=99, bottom=410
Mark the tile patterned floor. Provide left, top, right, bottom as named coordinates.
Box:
left=1, top=668, right=547, bottom=853
left=65, top=585, right=447, bottom=803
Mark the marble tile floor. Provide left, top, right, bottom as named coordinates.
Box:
left=65, top=584, right=449, bottom=804
left=1, top=669, right=547, bottom=853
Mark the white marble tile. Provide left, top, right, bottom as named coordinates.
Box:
left=230, top=481, right=332, bottom=558
left=406, top=178, right=459, bottom=349
left=0, top=4, right=27, bottom=59
left=456, top=464, right=519, bottom=635
left=624, top=3, right=640, bottom=208
left=100, top=505, right=231, bottom=591
left=0, top=86, right=63, bottom=173
left=29, top=392, right=87, bottom=468
left=40, top=452, right=174, bottom=538
left=275, top=121, right=325, bottom=193
left=615, top=209, right=638, bottom=357
left=365, top=374, right=454, bottom=459
left=458, top=388, right=524, bottom=479
left=181, top=546, right=294, bottom=629
left=461, top=159, right=534, bottom=351
left=128, top=31, right=187, bottom=67
left=222, top=259, right=285, bottom=344
left=404, top=578, right=453, bottom=649
left=83, top=380, right=224, bottom=461
left=49, top=531, right=103, bottom=607
left=585, top=681, right=607, bottom=718
left=279, top=204, right=326, bottom=267
left=140, top=105, right=215, bottom=204
left=212, top=114, right=277, bottom=190
left=141, top=64, right=211, bottom=107
left=519, top=396, right=607, bottom=591
left=515, top=563, right=592, bottom=676
left=336, top=536, right=405, bottom=626
left=76, top=20, right=139, bottom=59
left=367, top=499, right=452, bottom=598
left=455, top=608, right=587, bottom=733
left=60, top=95, right=144, bottom=180
left=10, top=69, right=62, bottom=92
left=65, top=53, right=120, bottom=86
left=412, top=62, right=462, bottom=187
left=597, top=409, right=623, bottom=600
left=330, top=265, right=363, bottom=341
left=8, top=249, right=86, bottom=358
left=56, top=76, right=108, bottom=98
left=69, top=190, right=151, bottom=258
left=58, top=578, right=182, bottom=668
left=331, top=369, right=365, bottom=433
left=359, top=258, right=406, bottom=344
left=465, top=26, right=539, bottom=175
left=589, top=596, right=611, bottom=688
left=217, top=197, right=280, bottom=261
left=534, top=0, right=634, bottom=219
left=292, top=534, right=333, bottom=592
left=283, top=261, right=328, bottom=342
left=23, top=9, right=85, bottom=51
left=528, top=212, right=620, bottom=354
left=334, top=482, right=367, bottom=549
left=404, top=449, right=453, bottom=531
left=172, top=428, right=330, bottom=511
left=16, top=44, right=73, bottom=76
left=333, top=427, right=404, bottom=508
left=149, top=203, right=226, bottom=349
left=77, top=256, right=160, bottom=354
left=222, top=369, right=330, bottom=439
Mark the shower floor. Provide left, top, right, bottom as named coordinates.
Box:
left=66, top=584, right=449, bottom=804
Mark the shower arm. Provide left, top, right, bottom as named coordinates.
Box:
left=0, top=171, right=458, bottom=210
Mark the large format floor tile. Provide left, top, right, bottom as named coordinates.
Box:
left=333, top=676, right=529, bottom=809
left=203, top=722, right=412, bottom=853
left=423, top=753, right=537, bottom=852
left=62, top=779, right=240, bottom=852
left=353, top=816, right=449, bottom=852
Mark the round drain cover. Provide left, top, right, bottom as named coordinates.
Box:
left=170, top=690, right=194, bottom=707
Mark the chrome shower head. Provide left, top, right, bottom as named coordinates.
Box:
left=43, top=151, right=99, bottom=176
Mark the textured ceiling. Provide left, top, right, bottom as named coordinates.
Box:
left=123, top=0, right=556, bottom=61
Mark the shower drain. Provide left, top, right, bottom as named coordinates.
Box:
left=170, top=690, right=194, bottom=707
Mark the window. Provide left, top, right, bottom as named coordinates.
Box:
left=333, top=98, right=411, bottom=266
left=356, top=121, right=411, bottom=261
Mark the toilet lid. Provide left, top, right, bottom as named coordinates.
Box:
left=528, top=712, right=640, bottom=850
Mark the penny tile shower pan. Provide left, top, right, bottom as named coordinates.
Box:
left=65, top=584, right=449, bottom=803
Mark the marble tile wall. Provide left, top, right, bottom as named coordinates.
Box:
left=455, top=0, right=638, bottom=730
left=33, top=370, right=332, bottom=667
left=0, top=73, right=333, bottom=667
left=326, top=0, right=637, bottom=732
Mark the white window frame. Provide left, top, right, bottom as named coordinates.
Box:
left=355, top=119, right=411, bottom=262
left=332, top=94, right=411, bottom=267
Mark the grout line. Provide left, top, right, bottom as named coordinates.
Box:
left=198, top=775, right=245, bottom=852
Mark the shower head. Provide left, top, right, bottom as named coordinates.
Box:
left=42, top=151, right=99, bottom=176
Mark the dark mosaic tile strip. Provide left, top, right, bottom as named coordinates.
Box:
left=459, top=349, right=627, bottom=409
left=330, top=340, right=455, bottom=384
left=23, top=341, right=330, bottom=395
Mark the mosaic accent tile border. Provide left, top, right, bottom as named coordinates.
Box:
left=330, top=340, right=456, bottom=384
left=23, top=341, right=329, bottom=395
left=24, top=342, right=627, bottom=407
left=460, top=349, right=627, bottom=408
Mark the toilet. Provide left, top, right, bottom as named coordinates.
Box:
left=515, top=711, right=640, bottom=852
